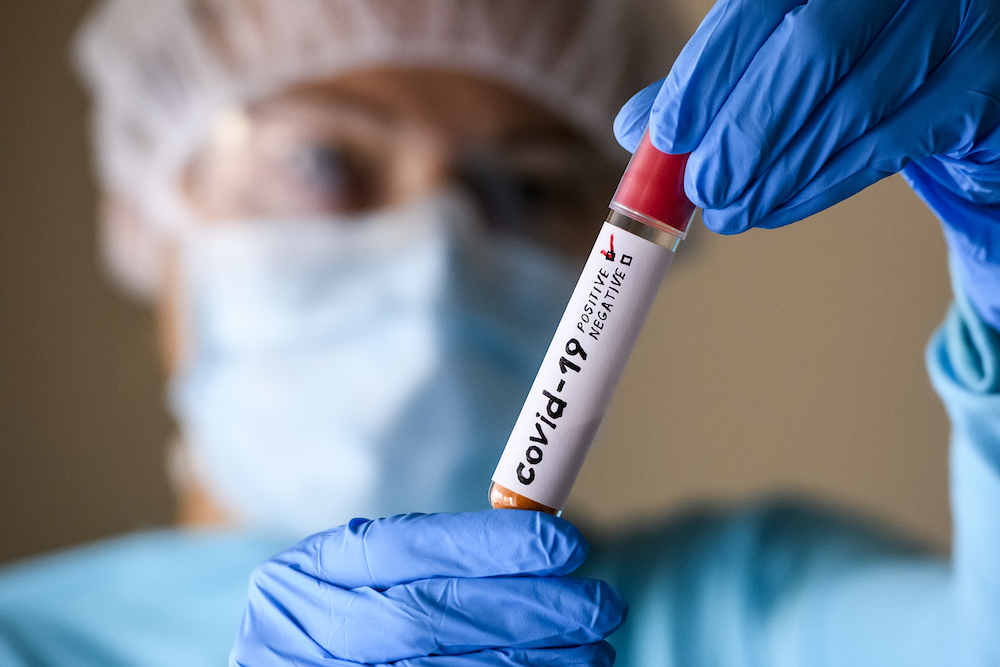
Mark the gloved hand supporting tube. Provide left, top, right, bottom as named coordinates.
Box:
left=229, top=511, right=627, bottom=667
left=614, top=0, right=1000, bottom=236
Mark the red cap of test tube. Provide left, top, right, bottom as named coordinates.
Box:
left=609, top=131, right=696, bottom=239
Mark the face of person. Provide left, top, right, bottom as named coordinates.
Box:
left=162, top=66, right=620, bottom=373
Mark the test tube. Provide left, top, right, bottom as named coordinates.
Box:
left=489, top=131, right=695, bottom=515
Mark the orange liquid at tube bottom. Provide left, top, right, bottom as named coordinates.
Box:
left=489, top=481, right=561, bottom=515
left=489, top=132, right=694, bottom=516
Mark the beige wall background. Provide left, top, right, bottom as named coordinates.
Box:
left=1, top=2, right=174, bottom=564
left=0, top=1, right=952, bottom=565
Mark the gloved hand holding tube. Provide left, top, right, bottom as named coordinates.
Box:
left=614, top=0, right=1000, bottom=328
left=229, top=511, right=625, bottom=667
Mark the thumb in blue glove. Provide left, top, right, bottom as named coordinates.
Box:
left=229, top=511, right=627, bottom=667
left=614, top=0, right=1000, bottom=235
left=903, top=156, right=1000, bottom=331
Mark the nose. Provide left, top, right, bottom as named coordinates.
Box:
left=385, top=126, right=456, bottom=206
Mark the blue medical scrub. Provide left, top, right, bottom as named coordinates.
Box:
left=0, top=275, right=996, bottom=666
left=0, top=530, right=290, bottom=666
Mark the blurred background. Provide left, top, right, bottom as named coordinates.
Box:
left=0, top=0, right=952, bottom=564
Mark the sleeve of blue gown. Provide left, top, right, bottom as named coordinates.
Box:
left=0, top=529, right=291, bottom=667
left=928, top=261, right=1000, bottom=667
left=580, top=265, right=1000, bottom=666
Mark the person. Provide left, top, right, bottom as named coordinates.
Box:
left=0, top=0, right=997, bottom=665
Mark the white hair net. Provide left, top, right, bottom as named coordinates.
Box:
left=73, top=0, right=636, bottom=299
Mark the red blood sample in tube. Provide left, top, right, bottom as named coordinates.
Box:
left=610, top=132, right=694, bottom=237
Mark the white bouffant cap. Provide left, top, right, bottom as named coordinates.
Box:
left=72, top=0, right=635, bottom=299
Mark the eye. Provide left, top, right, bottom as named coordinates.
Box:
left=285, top=142, right=388, bottom=214
left=455, top=145, right=619, bottom=255
left=291, top=145, right=351, bottom=202
left=457, top=160, right=564, bottom=236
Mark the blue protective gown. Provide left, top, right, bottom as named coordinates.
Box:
left=0, top=530, right=291, bottom=667
left=0, top=273, right=997, bottom=666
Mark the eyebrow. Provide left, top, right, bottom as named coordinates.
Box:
left=475, top=134, right=607, bottom=163
left=253, top=91, right=400, bottom=133
left=459, top=142, right=615, bottom=186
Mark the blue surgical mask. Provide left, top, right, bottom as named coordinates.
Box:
left=169, top=190, right=580, bottom=535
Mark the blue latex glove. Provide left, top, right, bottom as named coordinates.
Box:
left=615, top=0, right=1000, bottom=327
left=229, top=511, right=626, bottom=667
left=615, top=0, right=1000, bottom=231
left=615, top=0, right=1000, bottom=328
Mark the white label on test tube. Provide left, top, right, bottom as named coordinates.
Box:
left=491, top=221, right=673, bottom=510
